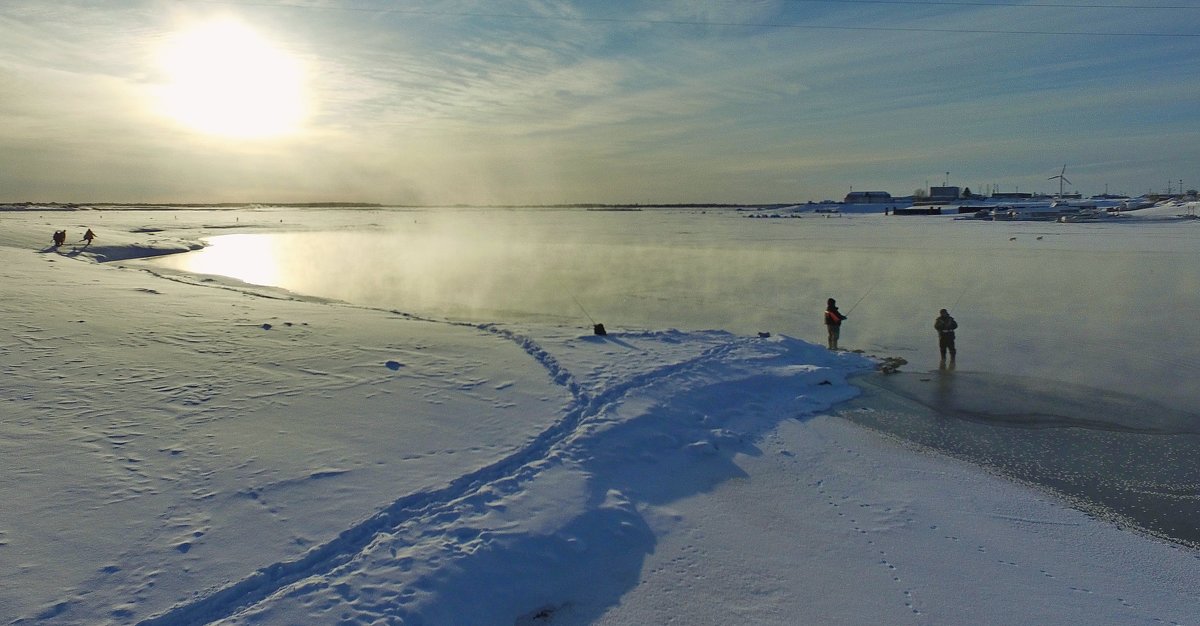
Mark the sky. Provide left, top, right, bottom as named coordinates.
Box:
left=1, top=0, right=1197, bottom=205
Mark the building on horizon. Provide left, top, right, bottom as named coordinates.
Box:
left=844, top=191, right=893, bottom=204
left=929, top=186, right=960, bottom=202
left=991, top=192, right=1035, bottom=200
left=913, top=186, right=961, bottom=205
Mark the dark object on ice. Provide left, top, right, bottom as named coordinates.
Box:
left=572, top=294, right=606, bottom=336
left=52, top=230, right=66, bottom=247
left=261, top=323, right=272, bottom=330
left=758, top=331, right=771, bottom=338
left=878, top=356, right=908, bottom=374
left=385, top=360, right=402, bottom=371
left=82, top=228, right=96, bottom=247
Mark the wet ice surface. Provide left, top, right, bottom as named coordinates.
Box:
left=843, top=370, right=1200, bottom=549
left=870, top=369, right=1200, bottom=436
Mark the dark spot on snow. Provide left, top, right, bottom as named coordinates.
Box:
left=176, top=542, right=191, bottom=553
left=261, top=323, right=272, bottom=330
left=37, top=602, right=71, bottom=620
left=516, top=603, right=566, bottom=624
left=101, top=565, right=121, bottom=574
left=385, top=360, right=403, bottom=370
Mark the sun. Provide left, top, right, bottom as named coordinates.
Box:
left=159, top=19, right=307, bottom=138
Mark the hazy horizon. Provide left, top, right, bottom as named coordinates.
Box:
left=4, top=190, right=1191, bottom=208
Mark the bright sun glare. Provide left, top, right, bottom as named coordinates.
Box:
left=160, top=19, right=307, bottom=138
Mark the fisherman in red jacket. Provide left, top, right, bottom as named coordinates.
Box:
left=824, top=298, right=847, bottom=350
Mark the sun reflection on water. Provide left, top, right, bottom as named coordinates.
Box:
left=172, top=234, right=282, bottom=286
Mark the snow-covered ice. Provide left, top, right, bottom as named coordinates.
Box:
left=1, top=206, right=1198, bottom=625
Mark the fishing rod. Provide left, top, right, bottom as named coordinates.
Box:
left=844, top=278, right=880, bottom=315
left=951, top=282, right=971, bottom=310
left=571, top=294, right=607, bottom=335
left=570, top=294, right=596, bottom=326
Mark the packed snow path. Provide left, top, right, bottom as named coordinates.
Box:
left=135, top=325, right=867, bottom=625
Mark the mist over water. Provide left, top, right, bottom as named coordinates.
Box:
left=148, top=208, right=1200, bottom=411
left=144, top=206, right=1200, bottom=547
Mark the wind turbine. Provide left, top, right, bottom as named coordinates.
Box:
left=1048, top=164, right=1071, bottom=199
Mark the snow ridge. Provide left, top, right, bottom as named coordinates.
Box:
left=134, top=326, right=752, bottom=625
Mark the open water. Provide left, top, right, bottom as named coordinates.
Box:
left=144, top=207, right=1200, bottom=547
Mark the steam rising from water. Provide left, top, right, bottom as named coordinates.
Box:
left=148, top=209, right=1200, bottom=411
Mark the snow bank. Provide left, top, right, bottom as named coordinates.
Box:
left=2, top=209, right=1198, bottom=625
left=1, top=211, right=873, bottom=623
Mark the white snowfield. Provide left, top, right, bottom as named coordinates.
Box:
left=1, top=208, right=1197, bottom=625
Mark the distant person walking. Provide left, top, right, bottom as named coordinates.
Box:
left=82, top=228, right=96, bottom=247
left=52, top=230, right=65, bottom=247
left=824, top=298, right=847, bottom=350
left=935, top=308, right=958, bottom=365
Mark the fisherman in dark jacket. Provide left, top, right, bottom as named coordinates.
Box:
left=935, top=308, right=958, bottom=365
left=825, top=298, right=847, bottom=350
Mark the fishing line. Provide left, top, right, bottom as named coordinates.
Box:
left=570, top=294, right=597, bottom=326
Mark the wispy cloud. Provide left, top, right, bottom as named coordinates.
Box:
left=0, top=0, right=1196, bottom=202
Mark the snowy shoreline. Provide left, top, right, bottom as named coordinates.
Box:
left=3, top=209, right=1198, bottom=625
